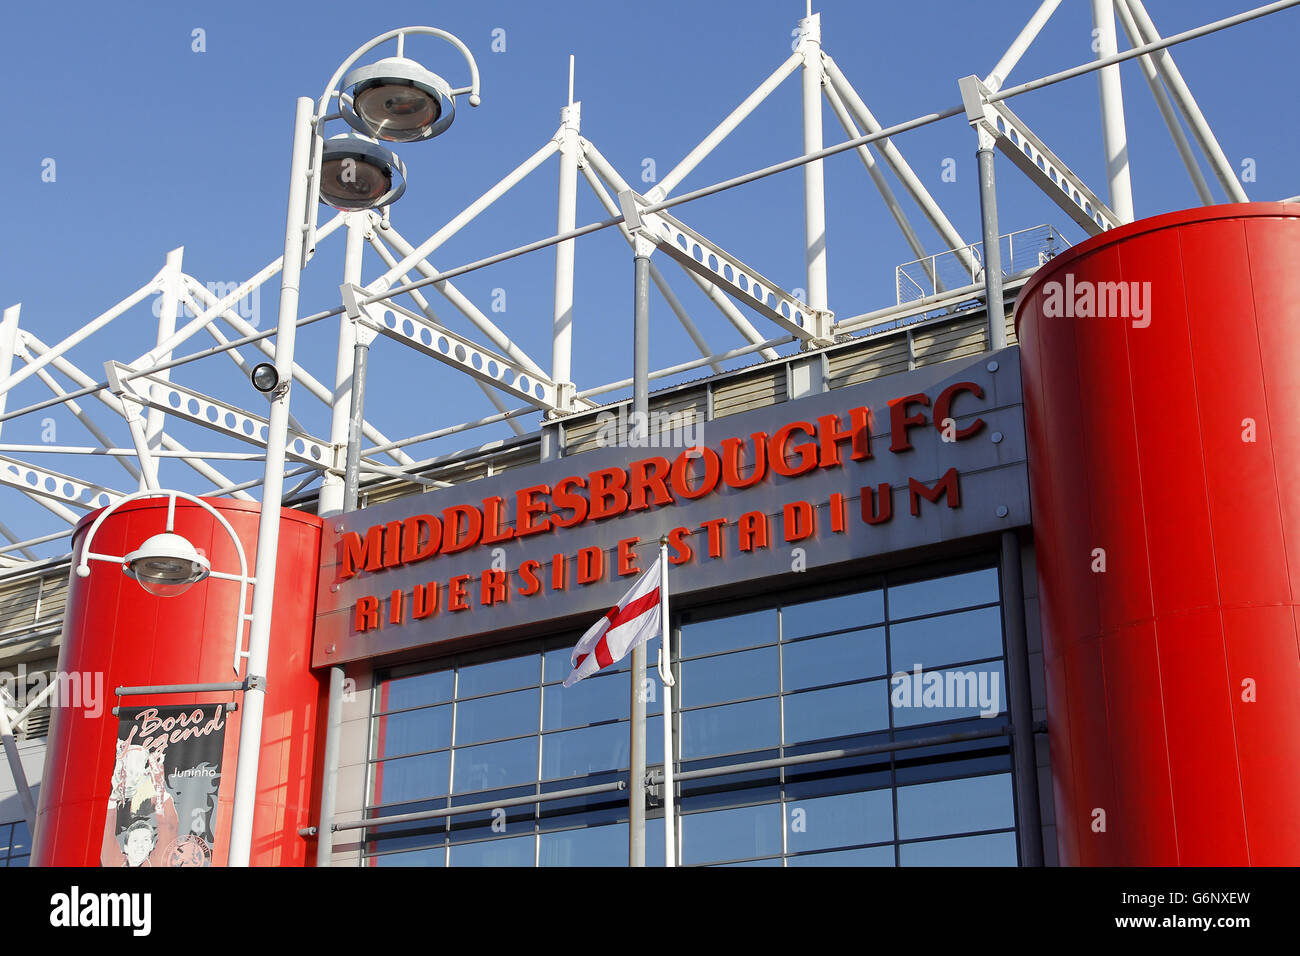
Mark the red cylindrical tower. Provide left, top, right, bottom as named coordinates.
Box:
left=32, top=496, right=325, bottom=866
left=1016, top=203, right=1300, bottom=865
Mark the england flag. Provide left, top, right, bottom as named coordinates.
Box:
left=562, top=560, right=662, bottom=688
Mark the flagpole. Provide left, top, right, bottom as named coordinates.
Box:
left=628, top=241, right=652, bottom=867
left=657, top=536, right=676, bottom=867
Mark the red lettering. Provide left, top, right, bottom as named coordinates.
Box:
left=388, top=589, right=404, bottom=625
left=769, top=422, right=819, bottom=477
left=720, top=433, right=769, bottom=489
left=862, top=483, right=893, bottom=525
left=551, top=476, right=589, bottom=529
left=670, top=447, right=721, bottom=500
left=829, top=492, right=847, bottom=533
left=701, top=518, right=727, bottom=559
left=783, top=501, right=815, bottom=542
left=889, top=393, right=930, bottom=452
left=628, top=457, right=674, bottom=511
left=933, top=382, right=986, bottom=440
left=413, top=582, right=439, bottom=619
left=618, top=537, right=641, bottom=576
left=442, top=505, right=483, bottom=554
left=817, top=408, right=873, bottom=467
left=340, top=526, right=382, bottom=579
left=577, top=547, right=605, bottom=584
left=382, top=521, right=402, bottom=568
left=355, top=595, right=379, bottom=631
left=737, top=511, right=770, bottom=552
left=400, top=515, right=441, bottom=565
left=480, top=496, right=516, bottom=545
left=909, top=468, right=961, bottom=515
left=448, top=575, right=471, bottom=611
left=667, top=526, right=694, bottom=565
left=515, top=485, right=552, bottom=537
left=551, top=554, right=568, bottom=591
left=481, top=569, right=508, bottom=606
left=588, top=467, right=630, bottom=520
left=518, top=560, right=542, bottom=596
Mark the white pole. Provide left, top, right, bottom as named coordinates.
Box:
left=143, top=247, right=184, bottom=488
left=318, top=215, right=365, bottom=518
left=985, top=0, right=1065, bottom=91
left=1091, top=0, right=1135, bottom=222
left=1120, top=0, right=1249, bottom=202
left=799, top=13, right=828, bottom=315
left=657, top=537, right=676, bottom=867
left=552, top=99, right=581, bottom=393
left=227, top=96, right=315, bottom=867
left=0, top=305, right=20, bottom=441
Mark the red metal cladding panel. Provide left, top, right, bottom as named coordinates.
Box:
left=31, top=498, right=325, bottom=867
left=1015, top=203, right=1300, bottom=866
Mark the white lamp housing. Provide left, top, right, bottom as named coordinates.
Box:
left=123, top=532, right=211, bottom=598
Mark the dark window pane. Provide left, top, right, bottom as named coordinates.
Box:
left=542, top=723, right=628, bottom=780
left=900, top=831, right=1018, bottom=866
left=682, top=802, right=782, bottom=865
left=681, top=609, right=776, bottom=658
left=457, top=655, right=539, bottom=698
left=788, top=845, right=895, bottom=866
left=896, top=773, right=1015, bottom=840
left=539, top=823, right=628, bottom=866
left=543, top=668, right=659, bottom=731
left=544, top=637, right=658, bottom=683
left=373, top=751, right=450, bottom=804
left=448, top=834, right=535, bottom=867
left=375, top=704, right=452, bottom=758
left=382, top=670, right=453, bottom=712
left=889, top=606, right=1003, bottom=670
left=680, top=646, right=778, bottom=707
left=681, top=698, right=779, bottom=759
left=888, top=568, right=998, bottom=620
left=452, top=737, right=539, bottom=794
left=783, top=590, right=883, bottom=638
left=783, top=627, right=886, bottom=690
left=455, top=688, right=539, bottom=745
left=786, top=789, right=893, bottom=853
left=370, top=846, right=445, bottom=867
left=890, top=662, right=1006, bottom=727
left=784, top=680, right=888, bottom=744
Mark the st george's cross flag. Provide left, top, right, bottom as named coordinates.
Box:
left=563, top=559, right=662, bottom=688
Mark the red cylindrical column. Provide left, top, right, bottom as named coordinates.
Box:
left=1016, top=203, right=1300, bottom=865
left=32, top=497, right=325, bottom=867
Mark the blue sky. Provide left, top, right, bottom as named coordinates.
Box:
left=0, top=0, right=1294, bottom=552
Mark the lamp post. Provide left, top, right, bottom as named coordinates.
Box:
left=230, top=27, right=481, bottom=868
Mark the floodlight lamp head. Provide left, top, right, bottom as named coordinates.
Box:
left=341, top=57, right=456, bottom=143
left=318, top=133, right=407, bottom=211
left=250, top=362, right=279, bottom=393
left=123, top=532, right=211, bottom=598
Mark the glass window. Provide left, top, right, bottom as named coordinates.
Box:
left=543, top=674, right=624, bottom=730
left=539, top=824, right=628, bottom=867
left=679, top=645, right=778, bottom=707
left=787, top=845, right=895, bottom=866
left=900, top=831, right=1018, bottom=867
left=371, top=846, right=446, bottom=867
left=382, top=670, right=453, bottom=712
left=681, top=697, right=780, bottom=760
left=681, top=803, right=783, bottom=865
left=373, top=750, right=450, bottom=805
left=782, top=627, right=886, bottom=690
left=888, top=567, right=998, bottom=620
left=449, top=834, right=536, bottom=867
left=542, top=723, right=628, bottom=781
left=785, top=789, right=893, bottom=854
left=455, top=688, right=539, bottom=745
left=889, top=606, right=1003, bottom=670
left=457, top=655, right=539, bottom=698
left=452, top=736, right=538, bottom=794
left=784, top=680, right=888, bottom=745
left=680, top=608, right=776, bottom=658
left=782, top=590, right=884, bottom=638
left=375, top=705, right=452, bottom=759
left=896, top=773, right=1016, bottom=840
left=890, top=662, right=1005, bottom=727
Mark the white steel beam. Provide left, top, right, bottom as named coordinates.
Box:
left=553, top=102, right=581, bottom=390
left=0, top=305, right=19, bottom=441
left=799, top=13, right=829, bottom=315
left=144, top=248, right=184, bottom=487
left=985, top=0, right=1065, bottom=91
left=959, top=75, right=1122, bottom=235
left=1113, top=0, right=1214, bottom=205
left=1091, top=0, right=1135, bottom=222
left=0, top=454, right=118, bottom=515
left=1120, top=0, right=1249, bottom=202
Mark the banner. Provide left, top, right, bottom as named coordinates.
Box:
left=101, top=704, right=227, bottom=867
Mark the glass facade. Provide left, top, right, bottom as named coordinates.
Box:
left=0, top=819, right=30, bottom=867
left=364, top=559, right=1019, bottom=866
